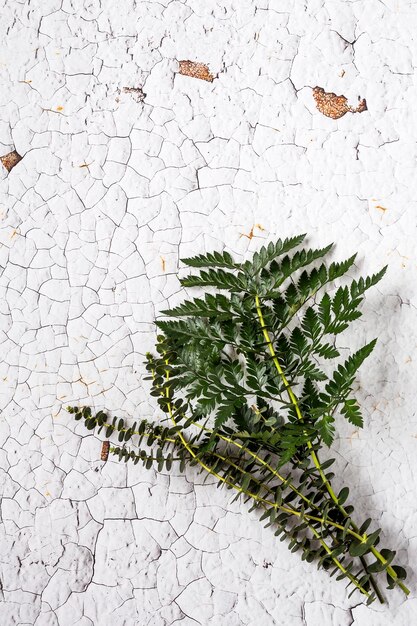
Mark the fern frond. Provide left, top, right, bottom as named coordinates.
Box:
left=182, top=249, right=239, bottom=269
left=242, top=234, right=307, bottom=276
left=68, top=237, right=409, bottom=604
left=321, top=339, right=378, bottom=419
left=180, top=267, right=244, bottom=291
left=350, top=267, right=387, bottom=299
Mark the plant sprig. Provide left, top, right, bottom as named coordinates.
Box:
left=67, top=235, right=410, bottom=604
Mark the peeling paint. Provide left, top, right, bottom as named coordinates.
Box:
left=0, top=1, right=416, bottom=624
left=122, top=86, right=146, bottom=102
left=313, top=87, right=367, bottom=119
left=101, top=441, right=110, bottom=462
left=178, top=60, right=216, bottom=82
left=0, top=149, right=23, bottom=172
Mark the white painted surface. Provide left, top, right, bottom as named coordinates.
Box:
left=1, top=1, right=417, bottom=624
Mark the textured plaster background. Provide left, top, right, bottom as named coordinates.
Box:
left=1, top=1, right=417, bottom=624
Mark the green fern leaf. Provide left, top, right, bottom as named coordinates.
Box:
left=341, top=398, right=364, bottom=427
left=316, top=414, right=336, bottom=446
left=181, top=249, right=238, bottom=269
left=324, top=339, right=377, bottom=401
left=328, top=254, right=357, bottom=281
left=350, top=267, right=387, bottom=299
left=301, top=307, right=322, bottom=342
left=243, top=234, right=307, bottom=276
left=180, top=268, right=244, bottom=291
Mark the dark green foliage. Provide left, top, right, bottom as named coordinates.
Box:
left=67, top=236, right=409, bottom=605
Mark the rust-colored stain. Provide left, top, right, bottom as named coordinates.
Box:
left=375, top=205, right=388, bottom=213
left=79, top=162, right=92, bottom=169
left=0, top=150, right=23, bottom=172
left=240, top=224, right=265, bottom=241
left=178, top=60, right=215, bottom=82
left=101, top=441, right=110, bottom=462
left=339, top=69, right=346, bottom=78
left=56, top=106, right=64, bottom=111
left=313, top=87, right=367, bottom=119
left=161, top=256, right=166, bottom=272
left=122, top=86, right=146, bottom=102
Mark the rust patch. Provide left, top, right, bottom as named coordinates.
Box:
left=178, top=60, right=215, bottom=82
left=313, top=87, right=367, bottom=119
left=122, top=86, right=146, bottom=102
left=101, top=441, right=110, bottom=462
left=161, top=256, right=166, bottom=272
left=375, top=205, right=388, bottom=213
left=1, top=150, right=23, bottom=172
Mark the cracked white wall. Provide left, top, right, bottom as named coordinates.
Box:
left=1, top=1, right=417, bottom=624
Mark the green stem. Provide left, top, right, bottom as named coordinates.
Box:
left=109, top=447, right=182, bottom=462
left=161, top=360, right=371, bottom=601
left=90, top=402, right=397, bottom=598
left=359, top=555, right=385, bottom=604
left=255, top=295, right=409, bottom=597
left=103, top=414, right=367, bottom=541
left=86, top=402, right=377, bottom=599
left=308, top=525, right=370, bottom=599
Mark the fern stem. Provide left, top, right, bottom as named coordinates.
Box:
left=109, top=447, right=182, bottom=462
left=157, top=345, right=404, bottom=599
left=255, top=295, right=329, bottom=477
left=108, top=416, right=376, bottom=545
left=171, top=418, right=371, bottom=598
left=96, top=401, right=402, bottom=597
left=79, top=401, right=376, bottom=599
left=255, top=295, right=407, bottom=599
left=359, top=556, right=386, bottom=604
left=161, top=361, right=371, bottom=601
left=193, top=423, right=312, bottom=503
left=103, top=413, right=373, bottom=545
left=308, top=525, right=371, bottom=599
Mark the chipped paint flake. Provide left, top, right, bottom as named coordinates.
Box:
left=122, top=86, right=146, bottom=102
left=313, top=87, right=367, bottom=119
left=101, top=441, right=110, bottom=462
left=178, top=60, right=215, bottom=82
left=0, top=149, right=23, bottom=172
